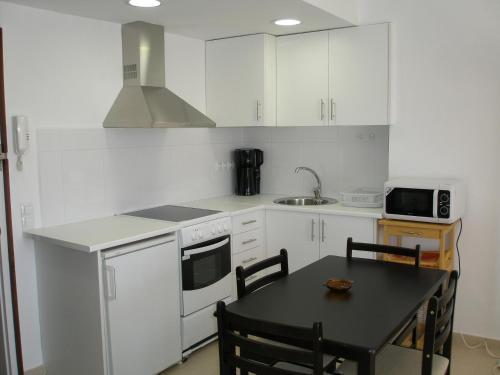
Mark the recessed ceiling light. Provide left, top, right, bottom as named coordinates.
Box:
left=128, top=0, right=161, bottom=7
left=273, top=19, right=302, bottom=26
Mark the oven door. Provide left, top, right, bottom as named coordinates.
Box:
left=181, top=235, right=232, bottom=316
left=385, top=187, right=437, bottom=220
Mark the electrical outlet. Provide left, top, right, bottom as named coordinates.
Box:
left=20, top=203, right=35, bottom=230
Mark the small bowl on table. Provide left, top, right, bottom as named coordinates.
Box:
left=324, top=278, right=354, bottom=293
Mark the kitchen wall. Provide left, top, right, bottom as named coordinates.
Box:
left=242, top=126, right=389, bottom=197
left=0, top=3, right=390, bottom=371
left=357, top=0, right=500, bottom=340
left=0, top=2, right=243, bottom=371
left=37, top=127, right=242, bottom=226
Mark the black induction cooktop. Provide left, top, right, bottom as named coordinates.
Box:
left=124, top=205, right=221, bottom=222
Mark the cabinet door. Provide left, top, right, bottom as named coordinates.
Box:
left=206, top=34, right=276, bottom=127
left=329, top=24, right=389, bottom=125
left=266, top=210, right=320, bottom=273
left=104, top=240, right=181, bottom=375
left=319, top=215, right=376, bottom=259
left=277, top=31, right=329, bottom=126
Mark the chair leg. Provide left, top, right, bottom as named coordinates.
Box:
left=412, top=326, right=418, bottom=349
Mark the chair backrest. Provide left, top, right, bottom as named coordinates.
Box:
left=216, top=301, right=324, bottom=375
left=421, top=271, right=459, bottom=375
left=236, top=249, right=289, bottom=299
left=347, top=237, right=421, bottom=268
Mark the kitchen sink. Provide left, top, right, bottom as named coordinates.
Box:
left=273, top=196, right=337, bottom=206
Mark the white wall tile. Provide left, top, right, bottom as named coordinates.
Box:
left=243, top=126, right=389, bottom=196
left=38, top=152, right=64, bottom=225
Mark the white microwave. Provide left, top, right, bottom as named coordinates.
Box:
left=383, top=178, right=465, bottom=224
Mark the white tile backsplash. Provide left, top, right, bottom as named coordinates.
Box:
left=242, top=126, right=389, bottom=197
left=37, top=126, right=388, bottom=226
left=37, top=127, right=244, bottom=225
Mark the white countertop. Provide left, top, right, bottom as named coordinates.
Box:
left=26, top=215, right=179, bottom=253
left=177, top=194, right=383, bottom=219
left=27, top=194, right=381, bottom=253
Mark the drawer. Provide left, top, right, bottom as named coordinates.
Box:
left=232, top=246, right=266, bottom=291
left=232, top=245, right=264, bottom=271
left=232, top=228, right=262, bottom=255
left=233, top=210, right=264, bottom=234
left=387, top=226, right=440, bottom=240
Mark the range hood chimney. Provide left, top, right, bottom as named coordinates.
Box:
left=104, top=21, right=215, bottom=128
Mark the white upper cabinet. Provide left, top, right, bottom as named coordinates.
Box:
left=206, top=34, right=276, bottom=127
left=329, top=24, right=390, bottom=125
left=277, top=31, right=329, bottom=127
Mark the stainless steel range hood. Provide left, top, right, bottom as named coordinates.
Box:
left=104, top=21, right=215, bottom=128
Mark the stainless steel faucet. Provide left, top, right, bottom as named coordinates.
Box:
left=295, top=167, right=322, bottom=199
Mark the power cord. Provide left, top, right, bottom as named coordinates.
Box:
left=456, top=218, right=463, bottom=279
left=455, top=219, right=500, bottom=371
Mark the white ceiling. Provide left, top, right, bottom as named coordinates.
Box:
left=2, top=0, right=356, bottom=40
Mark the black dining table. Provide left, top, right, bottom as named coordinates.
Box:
left=225, top=255, right=448, bottom=375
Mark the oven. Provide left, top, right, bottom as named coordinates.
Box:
left=181, top=235, right=232, bottom=316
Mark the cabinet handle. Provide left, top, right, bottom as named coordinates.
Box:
left=400, top=231, right=424, bottom=236
left=242, top=220, right=257, bottom=226
left=320, top=99, right=325, bottom=120
left=330, top=99, right=336, bottom=120
left=321, top=220, right=326, bottom=242
left=311, top=219, right=316, bottom=242
left=242, top=256, right=258, bottom=264
left=256, top=100, right=262, bottom=121
left=242, top=238, right=257, bottom=245
left=105, top=265, right=116, bottom=301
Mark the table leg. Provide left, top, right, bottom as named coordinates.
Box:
left=358, top=351, right=375, bottom=375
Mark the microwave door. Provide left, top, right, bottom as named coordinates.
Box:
left=385, top=188, right=435, bottom=218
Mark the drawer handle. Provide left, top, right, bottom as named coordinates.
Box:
left=246, top=274, right=258, bottom=282
left=242, top=220, right=257, bottom=225
left=401, top=231, right=424, bottom=236
left=242, top=238, right=257, bottom=245
left=242, top=256, right=258, bottom=264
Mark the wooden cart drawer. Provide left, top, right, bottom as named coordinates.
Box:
left=387, top=226, right=440, bottom=240
left=232, top=229, right=262, bottom=255
left=233, top=210, right=264, bottom=234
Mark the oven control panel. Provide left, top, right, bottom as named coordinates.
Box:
left=181, top=217, right=232, bottom=247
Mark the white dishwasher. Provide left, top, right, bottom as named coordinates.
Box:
left=102, top=234, right=181, bottom=375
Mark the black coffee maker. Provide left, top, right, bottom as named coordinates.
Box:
left=234, top=148, right=264, bottom=196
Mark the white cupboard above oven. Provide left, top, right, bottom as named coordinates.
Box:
left=206, top=34, right=276, bottom=127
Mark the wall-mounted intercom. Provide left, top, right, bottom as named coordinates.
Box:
left=13, top=115, right=30, bottom=171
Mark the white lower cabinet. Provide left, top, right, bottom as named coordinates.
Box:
left=266, top=210, right=377, bottom=272
left=103, top=237, right=181, bottom=375
left=266, top=210, right=320, bottom=273
left=319, top=215, right=376, bottom=259
left=35, top=234, right=182, bottom=375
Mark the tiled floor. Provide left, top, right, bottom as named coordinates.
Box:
left=161, top=335, right=500, bottom=375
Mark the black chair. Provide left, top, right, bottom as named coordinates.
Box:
left=236, top=248, right=289, bottom=299
left=335, top=271, right=459, bottom=375
left=347, top=237, right=421, bottom=268
left=216, top=300, right=325, bottom=375
left=347, top=237, right=421, bottom=348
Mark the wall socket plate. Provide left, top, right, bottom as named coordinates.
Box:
left=20, top=203, right=35, bottom=230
